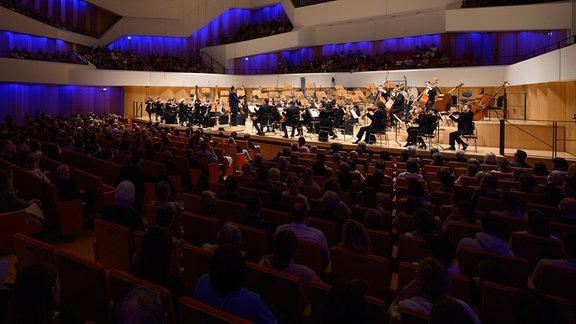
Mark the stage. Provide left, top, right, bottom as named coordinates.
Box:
left=132, top=114, right=575, bottom=163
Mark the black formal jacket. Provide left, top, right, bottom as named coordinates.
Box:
left=449, top=110, right=474, bottom=134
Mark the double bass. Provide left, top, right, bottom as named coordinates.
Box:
left=436, top=83, right=464, bottom=112
left=470, top=81, right=508, bottom=121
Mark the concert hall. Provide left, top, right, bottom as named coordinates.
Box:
left=1, top=0, right=575, bottom=323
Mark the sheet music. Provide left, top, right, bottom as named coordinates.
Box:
left=248, top=105, right=258, bottom=113
left=350, top=110, right=359, bottom=119
left=308, top=108, right=319, bottom=118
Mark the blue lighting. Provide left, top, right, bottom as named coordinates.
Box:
left=244, top=57, right=249, bottom=61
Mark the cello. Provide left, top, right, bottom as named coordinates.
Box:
left=436, top=83, right=464, bottom=112
left=470, top=81, right=508, bottom=121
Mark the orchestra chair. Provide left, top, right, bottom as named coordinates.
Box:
left=329, top=246, right=390, bottom=300
left=482, top=281, right=570, bottom=324
left=460, top=247, right=529, bottom=288
left=308, top=281, right=387, bottom=323
left=244, top=261, right=303, bottom=321
left=416, top=120, right=440, bottom=150
left=508, top=232, right=563, bottom=272
left=55, top=249, right=111, bottom=324
left=182, top=212, right=220, bottom=247
left=227, top=222, right=268, bottom=263
left=536, top=263, right=576, bottom=304
left=13, top=233, right=54, bottom=271
left=366, top=229, right=392, bottom=258
left=397, top=235, right=432, bottom=265
left=108, top=269, right=177, bottom=324
left=178, top=296, right=252, bottom=324
left=461, top=122, right=478, bottom=152
left=93, top=219, right=134, bottom=272
left=293, top=239, right=326, bottom=278
left=181, top=243, right=213, bottom=295
left=459, top=91, right=473, bottom=103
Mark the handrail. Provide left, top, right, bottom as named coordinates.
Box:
left=200, top=52, right=225, bottom=74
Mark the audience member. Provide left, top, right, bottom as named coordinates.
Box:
left=319, top=279, right=369, bottom=324
left=0, top=168, right=44, bottom=224
left=102, top=181, right=145, bottom=232
left=202, top=223, right=243, bottom=255
left=456, top=213, right=514, bottom=257
left=114, top=285, right=165, bottom=324
left=339, top=219, right=371, bottom=254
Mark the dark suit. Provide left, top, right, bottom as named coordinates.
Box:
left=425, top=88, right=438, bottom=109
left=407, top=113, right=438, bottom=145
left=228, top=89, right=242, bottom=126
left=355, top=108, right=387, bottom=143
left=282, top=104, right=301, bottom=137
left=449, top=110, right=473, bottom=146
left=255, top=103, right=272, bottom=133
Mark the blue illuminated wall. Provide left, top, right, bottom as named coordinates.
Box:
left=0, top=31, right=71, bottom=55
left=0, top=84, right=123, bottom=123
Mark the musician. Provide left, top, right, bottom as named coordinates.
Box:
left=228, top=85, right=244, bottom=126
left=192, top=98, right=203, bottom=126
left=254, top=98, right=272, bottom=135
left=390, top=87, right=406, bottom=117
left=319, top=103, right=337, bottom=139
left=343, top=104, right=360, bottom=135
left=405, top=107, right=438, bottom=149
left=424, top=81, right=438, bottom=109
left=145, top=96, right=154, bottom=122
left=178, top=98, right=187, bottom=126
left=353, top=101, right=387, bottom=144
left=282, top=100, right=301, bottom=138
left=154, top=97, right=163, bottom=122
left=447, top=104, right=473, bottom=150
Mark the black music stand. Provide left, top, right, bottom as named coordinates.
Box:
left=391, top=113, right=404, bottom=147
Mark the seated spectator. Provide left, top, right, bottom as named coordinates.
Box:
left=247, top=168, right=272, bottom=191
left=491, top=191, right=524, bottom=218
left=388, top=258, right=480, bottom=323
left=531, top=230, right=576, bottom=287
left=268, top=168, right=286, bottom=192
left=259, top=230, right=321, bottom=304
left=430, top=152, right=446, bottom=166
left=240, top=162, right=255, bottom=178
left=406, top=179, right=428, bottom=203
left=397, top=159, right=424, bottom=181
left=456, top=213, right=514, bottom=257
left=152, top=181, right=173, bottom=206
left=482, top=152, right=498, bottom=165
left=234, top=194, right=276, bottom=248
left=193, top=245, right=277, bottom=323
left=339, top=219, right=372, bottom=254
left=261, top=187, right=284, bottom=211
left=219, top=176, right=242, bottom=202
left=114, top=285, right=165, bottom=324
left=203, top=223, right=243, bottom=255
left=156, top=202, right=183, bottom=240
left=363, top=208, right=385, bottom=231
left=297, top=137, right=310, bottom=153
left=552, top=157, right=569, bottom=171
left=470, top=260, right=510, bottom=312
left=436, top=171, right=455, bottom=194
left=23, top=152, right=50, bottom=182
left=0, top=168, right=44, bottom=224
left=310, top=190, right=351, bottom=240
left=430, top=296, right=478, bottom=324
left=276, top=200, right=330, bottom=263
left=532, top=162, right=549, bottom=177
left=282, top=175, right=309, bottom=210
left=428, top=235, right=459, bottom=274
left=471, top=175, right=500, bottom=208
left=102, top=181, right=145, bottom=233
left=405, top=208, right=437, bottom=240
left=336, top=162, right=354, bottom=191
left=443, top=200, right=478, bottom=233
left=515, top=173, right=538, bottom=193
left=557, top=197, right=576, bottom=225
left=513, top=209, right=557, bottom=240
left=511, top=149, right=532, bottom=168
left=312, top=153, right=327, bottom=177
left=276, top=156, right=288, bottom=172
left=191, top=174, right=212, bottom=195
left=538, top=170, right=566, bottom=206
left=251, top=153, right=267, bottom=170
left=196, top=190, right=218, bottom=218
left=7, top=264, right=66, bottom=323
left=454, top=149, right=467, bottom=163
left=132, top=226, right=185, bottom=311
left=298, top=168, right=321, bottom=194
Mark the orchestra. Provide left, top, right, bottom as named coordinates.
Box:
left=139, top=78, right=492, bottom=150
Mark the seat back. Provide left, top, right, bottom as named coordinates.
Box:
left=94, top=219, right=134, bottom=272
left=13, top=233, right=54, bottom=270
left=509, top=232, right=563, bottom=271
left=366, top=229, right=392, bottom=258
left=55, top=249, right=111, bottom=324
left=399, top=307, right=430, bottom=324
left=182, top=212, right=220, bottom=247
left=178, top=296, right=252, bottom=324
left=108, top=269, right=176, bottom=324
left=307, top=217, right=338, bottom=246
left=230, top=222, right=268, bottom=263
left=181, top=243, right=213, bottom=294
left=329, top=246, right=389, bottom=300
left=293, top=239, right=325, bottom=277
left=244, top=262, right=302, bottom=321
left=397, top=261, right=470, bottom=302
left=537, top=263, right=576, bottom=303
left=0, top=210, right=28, bottom=254
left=308, top=281, right=386, bottom=323
left=482, top=281, right=570, bottom=324
left=446, top=221, right=482, bottom=248
left=461, top=248, right=529, bottom=288
left=397, top=234, right=431, bottom=264
left=133, top=230, right=181, bottom=277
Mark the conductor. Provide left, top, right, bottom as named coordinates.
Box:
left=447, top=104, right=474, bottom=150
left=353, top=101, right=387, bottom=144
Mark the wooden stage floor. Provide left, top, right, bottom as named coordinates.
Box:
left=133, top=115, right=575, bottom=163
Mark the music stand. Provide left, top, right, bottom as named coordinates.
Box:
left=391, top=113, right=404, bottom=147
left=434, top=112, right=445, bottom=150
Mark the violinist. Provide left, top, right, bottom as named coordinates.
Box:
left=447, top=103, right=474, bottom=151
left=405, top=107, right=438, bottom=149
left=390, top=85, right=407, bottom=117
left=319, top=103, right=338, bottom=140
left=145, top=96, right=154, bottom=122
left=254, top=98, right=272, bottom=135
left=343, top=103, right=360, bottom=135
left=154, top=97, right=163, bottom=122
left=353, top=101, right=387, bottom=144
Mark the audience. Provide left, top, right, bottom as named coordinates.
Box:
left=114, top=285, right=165, bottom=324
left=456, top=213, right=514, bottom=257
left=102, top=180, right=145, bottom=233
